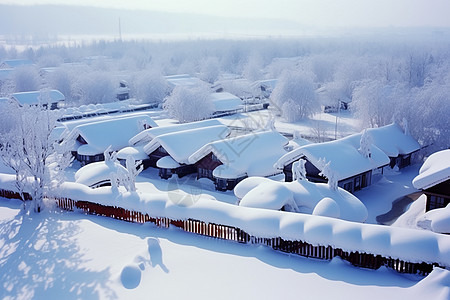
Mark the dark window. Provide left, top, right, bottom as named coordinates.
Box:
left=354, top=176, right=361, bottom=190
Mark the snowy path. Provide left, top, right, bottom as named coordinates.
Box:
left=376, top=192, right=423, bottom=225
left=1, top=199, right=450, bottom=300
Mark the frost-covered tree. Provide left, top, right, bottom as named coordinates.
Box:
left=12, top=65, right=41, bottom=92
left=270, top=70, right=319, bottom=121
left=318, top=158, right=338, bottom=191
left=359, top=129, right=373, bottom=159
left=199, top=57, right=220, bottom=84
left=72, top=71, right=116, bottom=105
left=292, top=159, right=307, bottom=181
left=117, top=156, right=143, bottom=193
left=131, top=71, right=170, bottom=104
left=163, top=86, right=214, bottom=123
left=0, top=103, right=72, bottom=212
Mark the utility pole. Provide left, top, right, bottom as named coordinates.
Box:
left=119, top=17, right=122, bottom=41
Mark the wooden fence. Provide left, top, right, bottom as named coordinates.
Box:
left=52, top=196, right=437, bottom=276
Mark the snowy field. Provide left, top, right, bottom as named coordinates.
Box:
left=1, top=199, right=450, bottom=300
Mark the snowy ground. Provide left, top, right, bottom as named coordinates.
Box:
left=1, top=199, right=450, bottom=300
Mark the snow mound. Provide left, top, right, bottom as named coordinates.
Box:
left=420, top=204, right=450, bottom=234
left=239, top=181, right=297, bottom=212
left=410, top=267, right=450, bottom=300
left=120, top=265, right=141, bottom=289
left=313, top=197, right=340, bottom=218
left=234, top=177, right=272, bottom=199
left=75, top=161, right=126, bottom=187
left=235, top=177, right=367, bottom=222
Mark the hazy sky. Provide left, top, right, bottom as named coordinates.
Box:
left=2, top=0, right=450, bottom=27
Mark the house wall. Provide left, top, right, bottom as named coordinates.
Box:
left=159, top=165, right=197, bottom=180
left=148, top=147, right=169, bottom=168
left=215, top=175, right=247, bottom=191
left=424, top=180, right=450, bottom=211
left=76, top=153, right=104, bottom=166
left=195, top=152, right=223, bottom=181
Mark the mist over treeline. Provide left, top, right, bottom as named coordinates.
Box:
left=0, top=34, right=449, bottom=151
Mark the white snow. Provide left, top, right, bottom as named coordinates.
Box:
left=2, top=201, right=449, bottom=299
left=75, top=160, right=126, bottom=187
left=235, top=177, right=368, bottom=223
left=413, top=149, right=450, bottom=190
left=190, top=131, right=288, bottom=179
left=366, top=123, right=420, bottom=157
left=419, top=204, right=450, bottom=234
left=313, top=197, right=341, bottom=218
left=117, top=146, right=149, bottom=161
left=129, top=119, right=224, bottom=146
left=165, top=74, right=208, bottom=88
left=238, top=181, right=297, bottom=212
left=143, top=125, right=230, bottom=164
left=156, top=156, right=180, bottom=169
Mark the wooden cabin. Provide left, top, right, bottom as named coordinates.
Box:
left=366, top=123, right=420, bottom=169
left=142, top=125, right=230, bottom=180
left=276, top=133, right=390, bottom=194
left=413, top=149, right=450, bottom=211
left=189, top=131, right=289, bottom=191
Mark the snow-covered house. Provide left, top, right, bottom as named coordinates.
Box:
left=68, top=115, right=157, bottom=165
left=120, top=119, right=227, bottom=169
left=209, top=92, right=242, bottom=114
left=0, top=59, right=33, bottom=69
left=276, top=133, right=390, bottom=193
left=189, top=131, right=289, bottom=191
left=116, top=80, right=130, bottom=101
left=252, top=79, right=278, bottom=99
left=366, top=123, right=420, bottom=169
left=11, top=89, right=65, bottom=110
left=317, top=83, right=351, bottom=113
left=143, top=125, right=230, bottom=179
left=413, top=149, right=450, bottom=212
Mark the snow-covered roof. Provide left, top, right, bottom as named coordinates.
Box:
left=235, top=177, right=367, bottom=222
left=117, top=146, right=149, bottom=161
left=0, top=59, right=33, bottom=68
left=190, top=131, right=289, bottom=179
left=12, top=90, right=65, bottom=106
left=165, top=74, right=207, bottom=88
left=413, top=149, right=450, bottom=190
left=0, top=69, right=13, bottom=80
left=143, top=125, right=231, bottom=164
left=129, top=119, right=224, bottom=146
left=75, top=160, right=126, bottom=187
left=209, top=92, right=242, bottom=112
left=276, top=133, right=390, bottom=181
left=60, top=112, right=157, bottom=139
left=366, top=123, right=420, bottom=157
left=156, top=156, right=181, bottom=169
left=71, top=115, right=155, bottom=155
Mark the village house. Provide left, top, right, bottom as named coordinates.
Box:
left=165, top=74, right=208, bottom=89
left=142, top=125, right=230, bottom=179
left=366, top=122, right=420, bottom=169
left=116, top=80, right=130, bottom=101
left=276, top=132, right=390, bottom=193
left=413, top=149, right=450, bottom=211
left=11, top=89, right=65, bottom=110
left=189, top=131, right=289, bottom=191
left=119, top=119, right=227, bottom=169
left=66, top=115, right=157, bottom=165
left=0, top=59, right=33, bottom=69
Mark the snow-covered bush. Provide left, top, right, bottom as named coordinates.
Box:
left=163, top=86, right=214, bottom=123
left=199, top=57, right=220, bottom=84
